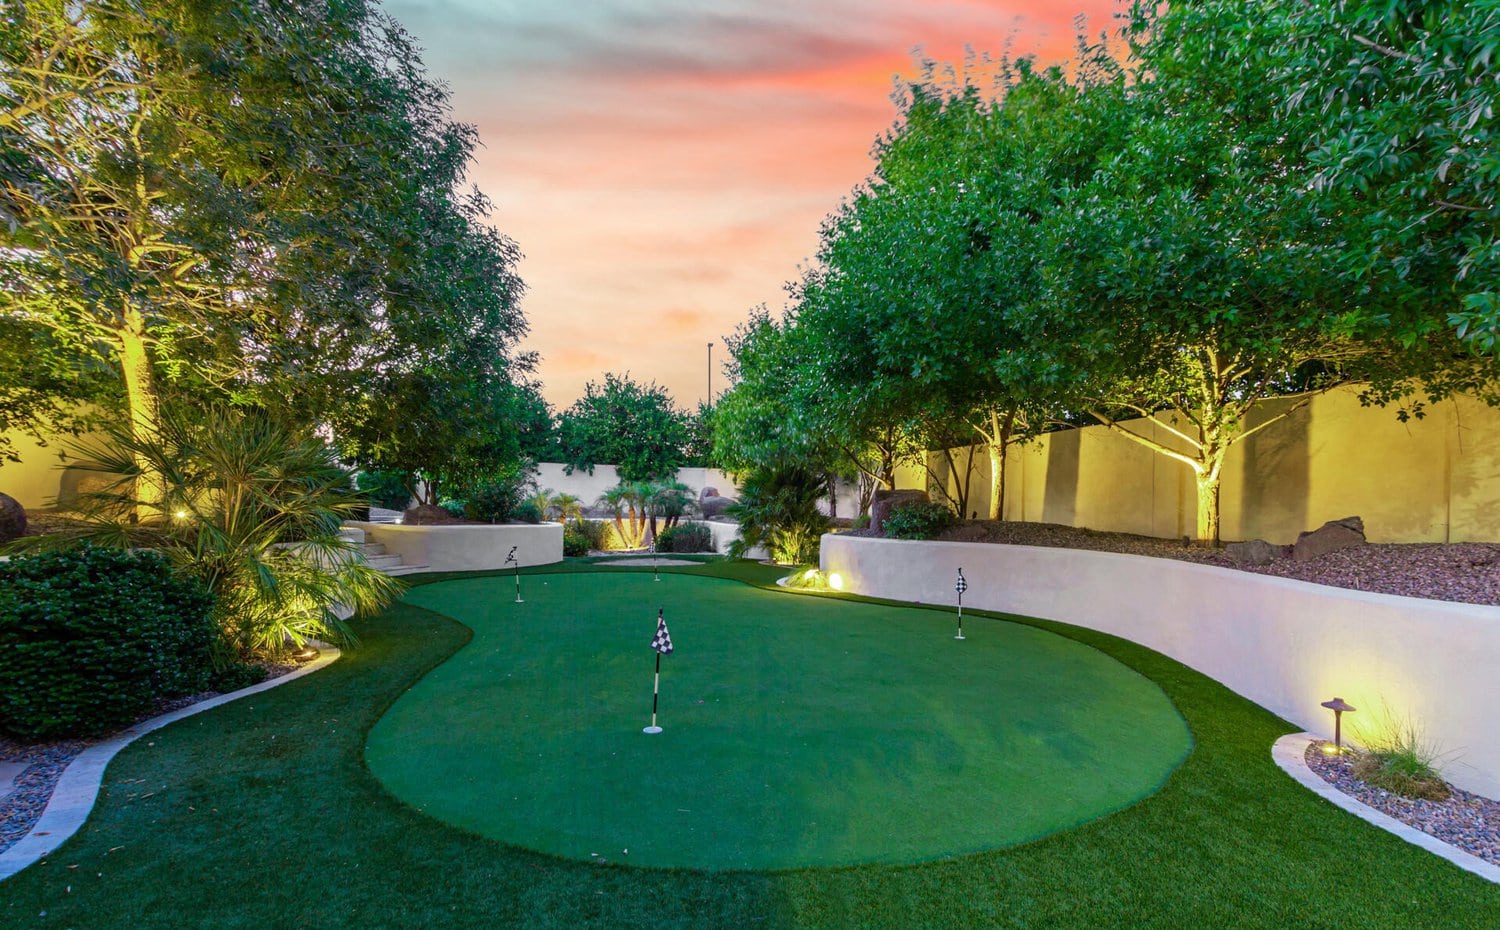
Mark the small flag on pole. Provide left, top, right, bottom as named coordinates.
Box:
left=506, top=546, right=523, bottom=603
left=954, top=567, right=967, bottom=640
left=644, top=608, right=672, bottom=734
left=651, top=610, right=674, bottom=655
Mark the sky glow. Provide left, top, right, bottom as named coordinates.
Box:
left=383, top=0, right=1118, bottom=410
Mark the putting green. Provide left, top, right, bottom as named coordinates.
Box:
left=366, top=572, right=1191, bottom=870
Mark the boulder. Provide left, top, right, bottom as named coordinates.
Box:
left=0, top=492, right=24, bottom=543
left=1225, top=539, right=1285, bottom=566
left=699, top=486, right=720, bottom=500
left=699, top=496, right=735, bottom=519
left=870, top=489, right=928, bottom=534
left=1293, top=516, right=1366, bottom=563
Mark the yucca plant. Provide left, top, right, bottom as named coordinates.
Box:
left=14, top=406, right=401, bottom=658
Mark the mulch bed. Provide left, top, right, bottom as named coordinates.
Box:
left=845, top=521, right=1500, bottom=606
left=1305, top=741, right=1500, bottom=866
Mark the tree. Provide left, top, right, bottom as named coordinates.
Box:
left=557, top=373, right=692, bottom=481
left=1, top=1, right=531, bottom=505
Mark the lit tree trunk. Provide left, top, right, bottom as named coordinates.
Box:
left=117, top=307, right=165, bottom=512
left=975, top=407, right=1015, bottom=521
left=1195, top=467, right=1222, bottom=544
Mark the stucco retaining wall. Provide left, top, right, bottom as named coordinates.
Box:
left=821, top=534, right=1500, bottom=800
left=346, top=521, right=562, bottom=571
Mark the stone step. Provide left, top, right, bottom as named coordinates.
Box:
left=362, top=542, right=387, bottom=557
left=364, top=553, right=404, bottom=570
left=339, top=525, right=367, bottom=544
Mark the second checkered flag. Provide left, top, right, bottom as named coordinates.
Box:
left=644, top=609, right=673, bottom=733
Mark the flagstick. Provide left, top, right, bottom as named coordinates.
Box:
left=644, top=652, right=663, bottom=734
left=514, top=556, right=523, bottom=603
left=955, top=566, right=966, bottom=640
left=653, top=534, right=660, bottom=582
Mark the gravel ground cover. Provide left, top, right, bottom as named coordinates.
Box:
left=1306, top=741, right=1500, bottom=866
left=853, top=521, right=1500, bottom=606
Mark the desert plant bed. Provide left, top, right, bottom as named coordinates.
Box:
left=0, top=561, right=1496, bottom=928
left=848, top=521, right=1500, bottom=605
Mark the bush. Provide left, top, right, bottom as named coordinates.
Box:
left=355, top=470, right=412, bottom=510
left=566, top=518, right=606, bottom=551
left=882, top=501, right=957, bottom=540
left=563, top=531, right=592, bottom=557
left=658, top=522, right=714, bottom=553
left=852, top=513, right=870, bottom=530
left=727, top=465, right=829, bottom=564
left=462, top=468, right=531, bottom=523
left=511, top=500, right=543, bottom=524
left=0, top=547, right=219, bottom=740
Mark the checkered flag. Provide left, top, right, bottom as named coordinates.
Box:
left=651, top=609, right=674, bottom=655
left=955, top=568, right=968, bottom=595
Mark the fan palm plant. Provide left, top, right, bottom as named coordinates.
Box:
left=596, top=481, right=651, bottom=548
left=644, top=480, right=696, bottom=540
left=726, top=465, right=829, bottom=564
left=545, top=491, right=585, bottom=524
left=15, top=406, right=401, bottom=657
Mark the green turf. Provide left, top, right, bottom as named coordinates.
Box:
left=0, top=560, right=1496, bottom=929
left=367, top=573, right=1191, bottom=869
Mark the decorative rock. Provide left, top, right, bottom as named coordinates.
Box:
left=1294, top=516, right=1366, bottom=563
left=699, top=496, right=735, bottom=519
left=0, top=493, right=25, bottom=544
left=699, top=487, right=720, bottom=500
left=1225, top=539, right=1285, bottom=566
left=870, top=489, right=928, bottom=534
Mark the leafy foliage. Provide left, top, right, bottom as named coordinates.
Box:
left=726, top=465, right=829, bottom=564
left=0, top=547, right=218, bottom=740
left=655, top=522, right=715, bottom=553
left=13, top=407, right=401, bottom=656
left=558, top=374, right=693, bottom=482
left=461, top=464, right=533, bottom=523
left=356, top=470, right=414, bottom=511
left=881, top=501, right=958, bottom=540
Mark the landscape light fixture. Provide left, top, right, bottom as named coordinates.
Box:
left=290, top=645, right=320, bottom=663
left=1320, top=697, right=1355, bottom=753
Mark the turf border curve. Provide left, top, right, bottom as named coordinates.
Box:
left=0, top=647, right=342, bottom=882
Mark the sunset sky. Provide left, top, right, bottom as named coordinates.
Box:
left=383, top=0, right=1119, bottom=411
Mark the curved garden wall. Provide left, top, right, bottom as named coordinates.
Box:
left=821, top=534, right=1500, bottom=800
left=346, top=521, right=562, bottom=571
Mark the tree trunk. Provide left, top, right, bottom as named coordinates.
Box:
left=984, top=409, right=1014, bottom=521
left=117, top=314, right=165, bottom=513
left=1194, top=469, right=1221, bottom=545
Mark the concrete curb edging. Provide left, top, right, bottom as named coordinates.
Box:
left=0, top=646, right=341, bottom=882
left=1271, top=732, right=1500, bottom=886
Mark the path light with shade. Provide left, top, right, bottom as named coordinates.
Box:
left=1321, top=697, right=1356, bottom=753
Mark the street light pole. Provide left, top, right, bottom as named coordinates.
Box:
left=707, top=341, right=713, bottom=407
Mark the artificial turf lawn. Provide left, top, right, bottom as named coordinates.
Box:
left=367, top=572, right=1192, bottom=869
left=0, top=559, right=1497, bottom=929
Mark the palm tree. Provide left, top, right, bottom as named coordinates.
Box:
left=645, top=480, right=696, bottom=540
left=15, top=406, right=401, bottom=656
left=597, top=481, right=651, bottom=548
left=545, top=491, right=585, bottom=524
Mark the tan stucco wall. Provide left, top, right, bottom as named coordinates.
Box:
left=346, top=521, right=563, bottom=571
left=821, top=534, right=1500, bottom=800
left=911, top=387, right=1500, bottom=543
left=0, top=427, right=107, bottom=511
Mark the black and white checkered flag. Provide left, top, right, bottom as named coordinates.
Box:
left=955, top=568, right=968, bottom=595
left=651, top=610, right=674, bottom=655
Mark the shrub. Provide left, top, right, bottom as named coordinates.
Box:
left=659, top=522, right=714, bottom=553
left=727, top=465, right=829, bottom=564
left=19, top=407, right=400, bottom=657
left=511, top=500, right=543, bottom=524
left=0, top=547, right=219, bottom=740
left=462, top=468, right=531, bottom=522
left=562, top=531, right=591, bottom=557
left=566, top=518, right=606, bottom=551
left=355, top=470, right=413, bottom=510
left=852, top=513, right=870, bottom=530
left=882, top=501, right=957, bottom=540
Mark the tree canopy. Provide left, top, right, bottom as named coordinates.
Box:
left=557, top=373, right=693, bottom=482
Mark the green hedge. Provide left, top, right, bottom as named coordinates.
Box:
left=656, top=523, right=715, bottom=553
left=882, top=501, right=957, bottom=540
left=0, top=547, right=219, bottom=740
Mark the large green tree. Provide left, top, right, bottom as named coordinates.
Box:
left=1, top=1, right=530, bottom=500
left=557, top=373, right=692, bottom=482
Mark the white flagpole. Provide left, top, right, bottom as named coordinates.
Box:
left=955, top=567, right=966, bottom=640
